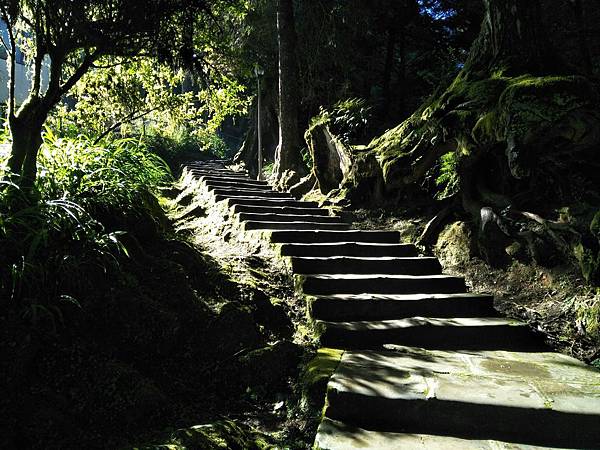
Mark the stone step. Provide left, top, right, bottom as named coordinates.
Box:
left=223, top=197, right=319, bottom=208
left=280, top=242, right=418, bottom=257
left=212, top=188, right=294, bottom=199
left=315, top=316, right=538, bottom=350
left=191, top=170, right=248, bottom=178
left=189, top=167, right=245, bottom=175
left=291, top=256, right=441, bottom=275
left=238, top=213, right=344, bottom=223
left=299, top=274, right=466, bottom=295
left=243, top=221, right=352, bottom=231
left=308, top=293, right=496, bottom=321
left=186, top=162, right=235, bottom=168
left=204, top=181, right=273, bottom=192
left=270, top=230, right=400, bottom=244
left=232, top=204, right=331, bottom=216
left=186, top=163, right=225, bottom=169
left=323, top=348, right=600, bottom=448
left=200, top=175, right=269, bottom=186
left=315, top=418, right=574, bottom=450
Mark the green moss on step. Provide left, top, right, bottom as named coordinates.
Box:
left=302, top=348, right=344, bottom=410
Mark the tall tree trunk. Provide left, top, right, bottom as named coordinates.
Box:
left=273, top=0, right=306, bottom=183
left=381, top=25, right=397, bottom=117
left=466, top=0, right=558, bottom=76
left=570, top=0, right=593, bottom=76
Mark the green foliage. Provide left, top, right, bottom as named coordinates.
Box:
left=146, top=126, right=229, bottom=169
left=0, top=181, right=125, bottom=323
left=314, top=98, right=372, bottom=144
left=564, top=293, right=600, bottom=349
left=36, top=128, right=171, bottom=210
left=0, top=129, right=170, bottom=324
left=435, top=151, right=460, bottom=199
left=48, top=56, right=249, bottom=148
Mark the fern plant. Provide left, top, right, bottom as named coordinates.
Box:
left=435, top=151, right=460, bottom=200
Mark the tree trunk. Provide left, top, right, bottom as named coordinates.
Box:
left=381, top=25, right=397, bottom=117
left=465, top=0, right=558, bottom=76
left=570, top=0, right=593, bottom=76
left=273, top=0, right=306, bottom=184
left=6, top=100, right=48, bottom=189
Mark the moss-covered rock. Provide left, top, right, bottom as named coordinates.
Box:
left=301, top=348, right=344, bottom=410
left=434, top=221, right=474, bottom=267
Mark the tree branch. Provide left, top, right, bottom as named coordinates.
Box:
left=92, top=105, right=163, bottom=145
left=5, top=17, right=18, bottom=120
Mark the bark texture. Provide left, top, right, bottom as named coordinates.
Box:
left=273, top=0, right=306, bottom=185
left=465, top=0, right=557, bottom=76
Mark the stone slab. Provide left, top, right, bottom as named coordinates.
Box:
left=308, top=292, right=496, bottom=321
left=291, top=256, right=441, bottom=275
left=237, top=213, right=344, bottom=224
left=200, top=175, right=268, bottom=185
left=212, top=188, right=294, bottom=199
left=315, top=316, right=539, bottom=350
left=269, top=230, right=400, bottom=244
left=232, top=204, right=331, bottom=216
left=299, top=273, right=466, bottom=295
left=324, top=347, right=600, bottom=447
left=279, top=242, right=418, bottom=257
left=224, top=197, right=319, bottom=208
left=243, top=221, right=351, bottom=231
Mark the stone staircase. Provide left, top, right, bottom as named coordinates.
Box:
left=188, top=161, right=600, bottom=450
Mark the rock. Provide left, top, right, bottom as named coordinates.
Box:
left=238, top=340, right=302, bottom=392
left=289, top=173, right=316, bottom=198
left=305, top=122, right=349, bottom=194
left=251, top=290, right=293, bottom=339
left=434, top=221, right=474, bottom=267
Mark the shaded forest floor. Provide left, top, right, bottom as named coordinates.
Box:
left=351, top=208, right=600, bottom=365
left=1, top=170, right=318, bottom=450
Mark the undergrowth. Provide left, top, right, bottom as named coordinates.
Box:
left=0, top=129, right=171, bottom=322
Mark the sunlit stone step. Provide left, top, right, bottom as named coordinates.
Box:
left=200, top=175, right=268, bottom=186
left=238, top=213, right=344, bottom=224
left=299, top=273, right=466, bottom=295
left=232, top=204, right=331, bottom=216
left=308, top=292, right=496, bottom=321
left=291, top=256, right=441, bottom=275
left=243, top=221, right=351, bottom=231
left=270, top=230, right=400, bottom=244
left=223, top=197, right=319, bottom=208
left=315, top=316, right=536, bottom=350
left=315, top=418, right=574, bottom=450
left=280, top=242, right=418, bottom=257
left=322, top=348, right=599, bottom=448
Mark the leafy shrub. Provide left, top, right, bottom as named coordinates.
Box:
left=316, top=98, right=373, bottom=144
left=0, top=130, right=171, bottom=324
left=37, top=128, right=171, bottom=207
left=145, top=126, right=229, bottom=171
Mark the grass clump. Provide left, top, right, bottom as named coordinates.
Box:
left=0, top=128, right=171, bottom=320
